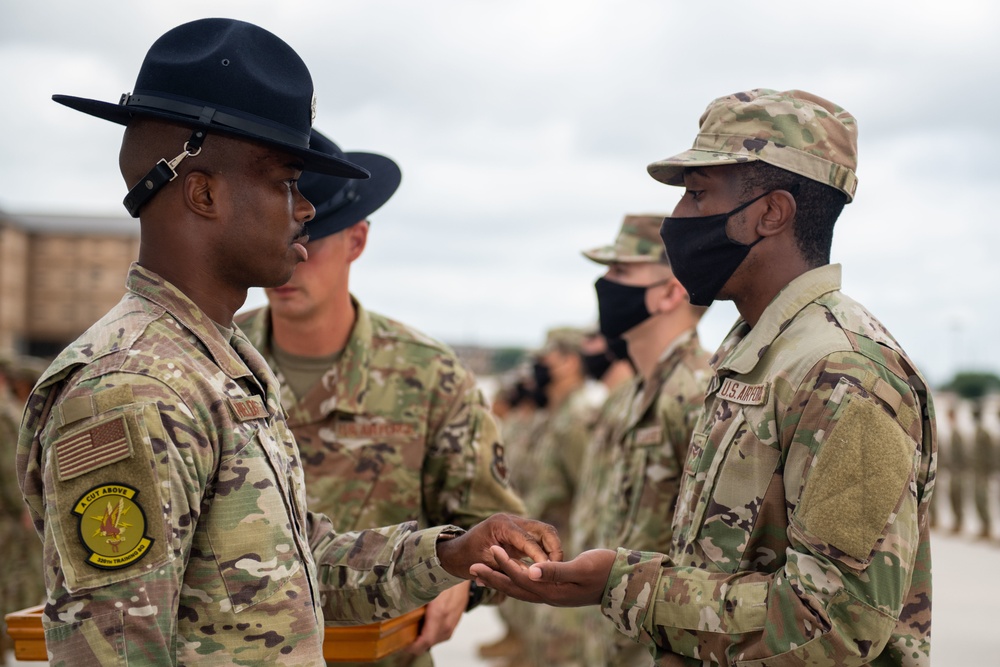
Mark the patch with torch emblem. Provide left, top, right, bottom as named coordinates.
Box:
left=74, top=484, right=154, bottom=570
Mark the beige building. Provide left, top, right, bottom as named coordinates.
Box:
left=0, top=210, right=139, bottom=358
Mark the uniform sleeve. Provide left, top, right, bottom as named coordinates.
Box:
left=0, top=403, right=25, bottom=515
left=18, top=372, right=212, bottom=667
left=421, top=363, right=525, bottom=529
left=601, top=356, right=925, bottom=665
left=308, top=513, right=467, bottom=624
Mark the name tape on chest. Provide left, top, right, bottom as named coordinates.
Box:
left=229, top=395, right=268, bottom=422
left=335, top=421, right=416, bottom=440
left=717, top=378, right=770, bottom=406
left=634, top=425, right=664, bottom=446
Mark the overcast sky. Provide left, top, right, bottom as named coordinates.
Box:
left=2, top=1, right=998, bottom=386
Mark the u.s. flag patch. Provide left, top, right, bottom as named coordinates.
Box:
left=55, top=415, right=133, bottom=481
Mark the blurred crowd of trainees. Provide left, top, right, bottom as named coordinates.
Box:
left=487, top=347, right=1000, bottom=667
left=929, top=393, right=1000, bottom=540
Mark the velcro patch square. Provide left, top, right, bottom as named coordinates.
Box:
left=55, top=415, right=133, bottom=481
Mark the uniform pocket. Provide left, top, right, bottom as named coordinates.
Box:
left=206, top=430, right=301, bottom=612
left=696, top=411, right=781, bottom=573
left=313, top=418, right=423, bottom=528
left=616, top=438, right=683, bottom=551
left=43, top=610, right=126, bottom=665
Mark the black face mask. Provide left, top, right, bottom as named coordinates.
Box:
left=594, top=277, right=670, bottom=340
left=532, top=360, right=553, bottom=408
left=580, top=351, right=613, bottom=381
left=607, top=336, right=630, bottom=362
left=659, top=189, right=778, bottom=307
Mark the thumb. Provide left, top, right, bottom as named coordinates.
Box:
left=528, top=561, right=563, bottom=582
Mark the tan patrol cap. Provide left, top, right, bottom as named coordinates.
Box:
left=540, top=327, right=586, bottom=354
left=647, top=89, right=859, bottom=202
left=582, top=214, right=669, bottom=265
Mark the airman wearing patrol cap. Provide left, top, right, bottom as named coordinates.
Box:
left=471, top=89, right=936, bottom=667
left=563, top=213, right=712, bottom=667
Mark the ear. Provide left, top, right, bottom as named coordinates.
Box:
left=183, top=170, right=222, bottom=220
left=755, top=189, right=797, bottom=237
left=649, top=277, right=688, bottom=315
left=344, top=220, right=369, bottom=263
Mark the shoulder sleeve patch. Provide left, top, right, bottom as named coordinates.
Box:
left=48, top=403, right=168, bottom=591
left=795, top=394, right=915, bottom=564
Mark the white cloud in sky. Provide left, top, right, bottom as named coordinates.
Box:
left=2, top=0, right=998, bottom=385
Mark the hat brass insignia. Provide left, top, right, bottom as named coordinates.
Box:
left=74, top=484, right=154, bottom=570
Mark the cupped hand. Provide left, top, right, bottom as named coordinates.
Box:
left=469, top=546, right=616, bottom=607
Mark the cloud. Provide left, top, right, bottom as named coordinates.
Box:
left=2, top=0, right=998, bottom=385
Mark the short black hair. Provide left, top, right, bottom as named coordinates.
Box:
left=737, top=161, right=848, bottom=267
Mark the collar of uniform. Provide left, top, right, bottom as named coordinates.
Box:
left=126, top=263, right=254, bottom=381
left=655, top=327, right=697, bottom=367
left=239, top=297, right=373, bottom=418
left=717, top=264, right=843, bottom=376
left=238, top=305, right=271, bottom=351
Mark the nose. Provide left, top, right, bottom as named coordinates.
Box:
left=295, top=188, right=316, bottom=223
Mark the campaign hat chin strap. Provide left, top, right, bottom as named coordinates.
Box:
left=123, top=128, right=206, bottom=218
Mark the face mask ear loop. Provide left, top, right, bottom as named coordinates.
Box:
left=122, top=128, right=207, bottom=217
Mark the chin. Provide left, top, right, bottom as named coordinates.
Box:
left=256, top=266, right=297, bottom=290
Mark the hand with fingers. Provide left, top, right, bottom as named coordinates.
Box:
left=436, top=513, right=563, bottom=579
left=470, top=545, right=617, bottom=607
left=405, top=580, right=471, bottom=655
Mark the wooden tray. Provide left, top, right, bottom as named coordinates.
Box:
left=5, top=605, right=425, bottom=663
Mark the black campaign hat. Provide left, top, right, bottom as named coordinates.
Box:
left=52, top=18, right=369, bottom=180
left=299, top=130, right=402, bottom=241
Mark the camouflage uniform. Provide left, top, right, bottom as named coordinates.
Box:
left=600, top=265, right=935, bottom=665
left=520, top=332, right=598, bottom=667
left=972, top=400, right=995, bottom=538
left=946, top=401, right=970, bottom=532
left=1, top=360, right=45, bottom=659
left=493, top=403, right=546, bottom=662
left=236, top=300, right=524, bottom=666
left=570, top=216, right=712, bottom=667
left=599, top=90, right=935, bottom=665
left=2, top=375, right=43, bottom=665
left=16, top=265, right=466, bottom=666
left=574, top=331, right=711, bottom=667
left=522, top=384, right=594, bottom=541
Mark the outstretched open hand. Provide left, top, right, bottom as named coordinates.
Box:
left=469, top=546, right=616, bottom=607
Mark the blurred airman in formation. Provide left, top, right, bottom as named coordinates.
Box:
left=933, top=391, right=999, bottom=540
left=0, top=354, right=46, bottom=665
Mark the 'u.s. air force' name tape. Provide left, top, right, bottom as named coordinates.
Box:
left=717, top=378, right=769, bottom=406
